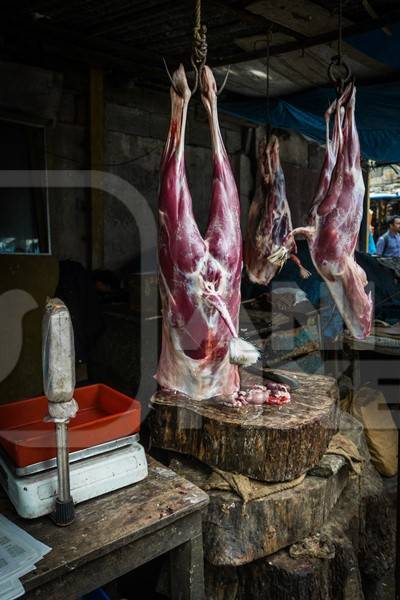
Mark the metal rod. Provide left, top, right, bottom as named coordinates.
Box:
left=338, top=0, right=343, bottom=63
left=55, top=422, right=72, bottom=503
left=266, top=28, right=272, bottom=140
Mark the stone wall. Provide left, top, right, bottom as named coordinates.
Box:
left=44, top=67, right=324, bottom=272
left=103, top=78, right=253, bottom=272
left=46, top=69, right=90, bottom=267
left=46, top=69, right=255, bottom=272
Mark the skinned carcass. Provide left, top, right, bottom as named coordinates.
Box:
left=156, top=65, right=259, bottom=401
left=155, top=65, right=290, bottom=405
left=245, top=135, right=310, bottom=285
left=289, top=83, right=373, bottom=339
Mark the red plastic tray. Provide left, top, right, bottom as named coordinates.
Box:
left=0, top=384, right=141, bottom=468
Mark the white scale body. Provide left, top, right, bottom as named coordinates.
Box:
left=0, top=435, right=148, bottom=519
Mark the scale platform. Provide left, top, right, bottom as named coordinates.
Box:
left=0, top=435, right=148, bottom=519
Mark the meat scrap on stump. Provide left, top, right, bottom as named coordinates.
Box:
left=287, top=83, right=372, bottom=340
left=155, top=65, right=289, bottom=405
left=245, top=135, right=310, bottom=285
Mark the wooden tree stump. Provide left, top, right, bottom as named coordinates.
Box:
left=170, top=451, right=350, bottom=566
left=204, top=433, right=395, bottom=600
left=149, top=370, right=339, bottom=482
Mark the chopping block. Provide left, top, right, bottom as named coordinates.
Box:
left=149, top=370, right=339, bottom=482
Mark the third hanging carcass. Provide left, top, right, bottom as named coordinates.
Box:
left=288, top=83, right=373, bottom=339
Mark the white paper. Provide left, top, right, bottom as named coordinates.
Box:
left=0, top=515, right=51, bottom=557
left=0, top=576, right=25, bottom=600
left=0, top=515, right=52, bottom=595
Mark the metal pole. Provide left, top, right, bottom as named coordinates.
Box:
left=55, top=421, right=72, bottom=503
left=53, top=419, right=75, bottom=526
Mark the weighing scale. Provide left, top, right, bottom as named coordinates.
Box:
left=0, top=298, right=148, bottom=521
left=0, top=434, right=147, bottom=519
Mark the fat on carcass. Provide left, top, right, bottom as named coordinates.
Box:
left=155, top=65, right=259, bottom=401
left=289, top=83, right=373, bottom=339
left=245, top=135, right=310, bottom=285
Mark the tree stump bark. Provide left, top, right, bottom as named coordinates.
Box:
left=203, top=414, right=395, bottom=600
left=170, top=452, right=350, bottom=566
left=149, top=370, right=339, bottom=482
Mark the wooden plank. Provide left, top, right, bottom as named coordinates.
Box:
left=209, top=0, right=308, bottom=41
left=90, top=67, right=104, bottom=270
left=211, top=8, right=400, bottom=66
left=150, top=370, right=340, bottom=482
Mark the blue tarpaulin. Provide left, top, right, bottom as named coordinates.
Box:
left=221, top=79, right=400, bottom=163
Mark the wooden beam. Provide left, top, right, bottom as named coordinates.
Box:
left=209, top=0, right=308, bottom=41
left=211, top=8, right=400, bottom=66
left=90, top=67, right=104, bottom=270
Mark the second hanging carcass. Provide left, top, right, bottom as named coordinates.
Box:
left=245, top=134, right=310, bottom=286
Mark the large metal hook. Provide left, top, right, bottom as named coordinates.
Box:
left=162, top=56, right=201, bottom=97
left=162, top=57, right=180, bottom=95
left=216, top=65, right=231, bottom=96
left=190, top=55, right=202, bottom=96
left=328, top=54, right=351, bottom=96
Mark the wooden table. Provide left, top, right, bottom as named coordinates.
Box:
left=1, top=457, right=209, bottom=600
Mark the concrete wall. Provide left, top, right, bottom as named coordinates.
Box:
left=370, top=164, right=400, bottom=195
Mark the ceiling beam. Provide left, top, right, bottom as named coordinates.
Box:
left=210, top=8, right=400, bottom=66
left=209, top=0, right=308, bottom=41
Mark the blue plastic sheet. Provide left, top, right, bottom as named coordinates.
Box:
left=221, top=80, right=400, bottom=163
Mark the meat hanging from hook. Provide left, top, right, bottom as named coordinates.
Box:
left=163, top=0, right=230, bottom=97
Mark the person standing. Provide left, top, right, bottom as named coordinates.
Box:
left=376, top=215, right=400, bottom=257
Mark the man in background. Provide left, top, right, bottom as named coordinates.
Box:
left=376, top=215, right=400, bottom=257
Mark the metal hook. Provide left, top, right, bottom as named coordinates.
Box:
left=328, top=54, right=351, bottom=96
left=190, top=55, right=201, bottom=97
left=163, top=56, right=201, bottom=98
left=162, top=57, right=180, bottom=96
left=216, top=65, right=231, bottom=96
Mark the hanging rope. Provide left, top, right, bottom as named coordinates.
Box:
left=163, top=0, right=229, bottom=97
left=191, top=0, right=208, bottom=95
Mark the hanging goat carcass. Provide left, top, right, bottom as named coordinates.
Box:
left=156, top=65, right=259, bottom=401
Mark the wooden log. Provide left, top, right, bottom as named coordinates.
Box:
left=169, top=451, right=350, bottom=566
left=149, top=370, right=339, bottom=482
left=203, top=415, right=395, bottom=600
